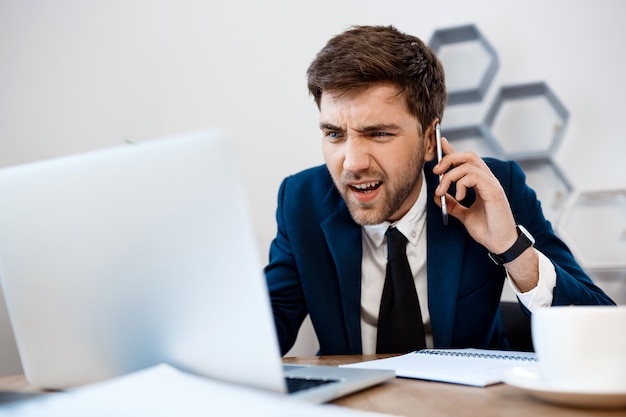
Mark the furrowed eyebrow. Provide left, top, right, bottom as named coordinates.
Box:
left=319, top=123, right=401, bottom=133
left=319, top=123, right=342, bottom=131
left=356, top=123, right=401, bottom=134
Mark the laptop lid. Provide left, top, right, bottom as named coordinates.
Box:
left=0, top=130, right=287, bottom=391
left=0, top=130, right=393, bottom=402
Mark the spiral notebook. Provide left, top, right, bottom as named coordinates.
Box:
left=342, top=348, right=537, bottom=387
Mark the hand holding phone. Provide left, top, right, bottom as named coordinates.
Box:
left=435, top=123, right=448, bottom=225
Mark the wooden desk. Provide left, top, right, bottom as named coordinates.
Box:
left=283, top=355, right=626, bottom=417
left=1, top=356, right=624, bottom=416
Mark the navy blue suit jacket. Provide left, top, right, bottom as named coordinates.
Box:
left=265, top=159, right=614, bottom=355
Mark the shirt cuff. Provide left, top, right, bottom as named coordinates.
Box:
left=506, top=249, right=556, bottom=312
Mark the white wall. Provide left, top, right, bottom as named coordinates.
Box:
left=1, top=0, right=625, bottom=368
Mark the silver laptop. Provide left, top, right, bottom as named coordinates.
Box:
left=0, top=130, right=393, bottom=403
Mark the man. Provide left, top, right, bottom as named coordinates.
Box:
left=264, top=25, right=614, bottom=356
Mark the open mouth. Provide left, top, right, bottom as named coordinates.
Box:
left=350, top=181, right=381, bottom=194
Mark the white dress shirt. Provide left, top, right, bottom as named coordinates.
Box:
left=359, top=183, right=557, bottom=354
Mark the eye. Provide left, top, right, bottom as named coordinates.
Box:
left=369, top=131, right=394, bottom=141
left=324, top=130, right=344, bottom=141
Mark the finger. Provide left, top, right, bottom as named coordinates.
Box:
left=433, top=144, right=486, bottom=177
left=435, top=162, right=476, bottom=197
left=439, top=159, right=494, bottom=187
left=441, top=136, right=455, bottom=155
left=434, top=193, right=466, bottom=222
left=441, top=150, right=485, bottom=171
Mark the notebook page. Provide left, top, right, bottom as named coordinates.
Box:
left=342, top=348, right=537, bottom=387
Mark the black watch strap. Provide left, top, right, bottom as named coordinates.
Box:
left=488, top=225, right=535, bottom=265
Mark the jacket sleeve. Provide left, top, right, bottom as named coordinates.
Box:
left=264, top=176, right=308, bottom=355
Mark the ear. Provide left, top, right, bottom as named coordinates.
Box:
left=423, top=118, right=439, bottom=162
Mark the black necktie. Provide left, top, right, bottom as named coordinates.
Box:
left=376, top=227, right=426, bottom=354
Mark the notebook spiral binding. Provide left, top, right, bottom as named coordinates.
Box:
left=417, top=349, right=537, bottom=362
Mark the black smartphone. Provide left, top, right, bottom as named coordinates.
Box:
left=435, top=123, right=448, bottom=225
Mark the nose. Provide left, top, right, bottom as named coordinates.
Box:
left=342, top=137, right=371, bottom=173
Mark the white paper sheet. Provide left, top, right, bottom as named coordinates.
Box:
left=0, top=364, right=392, bottom=417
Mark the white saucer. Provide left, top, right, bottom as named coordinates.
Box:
left=502, top=365, right=626, bottom=409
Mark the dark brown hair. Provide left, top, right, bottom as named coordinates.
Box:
left=307, top=25, right=447, bottom=128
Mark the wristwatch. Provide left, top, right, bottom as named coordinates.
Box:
left=488, top=225, right=535, bottom=265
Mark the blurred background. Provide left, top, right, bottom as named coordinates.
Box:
left=1, top=0, right=624, bottom=367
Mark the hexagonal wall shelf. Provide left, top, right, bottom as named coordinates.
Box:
left=429, top=24, right=499, bottom=105
left=557, top=189, right=626, bottom=270
left=516, top=157, right=572, bottom=223
left=483, top=82, right=569, bottom=159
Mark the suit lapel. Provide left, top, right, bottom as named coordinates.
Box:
left=321, top=206, right=363, bottom=353
left=425, top=171, right=467, bottom=348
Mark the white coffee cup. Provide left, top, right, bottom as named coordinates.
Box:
left=531, top=306, right=626, bottom=392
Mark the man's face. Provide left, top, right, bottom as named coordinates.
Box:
left=320, top=83, right=436, bottom=225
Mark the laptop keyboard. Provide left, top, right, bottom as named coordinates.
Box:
left=285, top=376, right=340, bottom=393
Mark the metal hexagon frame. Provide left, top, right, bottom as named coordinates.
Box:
left=483, top=82, right=569, bottom=160
left=429, top=24, right=499, bottom=105
left=516, top=157, right=573, bottom=222
left=556, top=188, right=626, bottom=270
